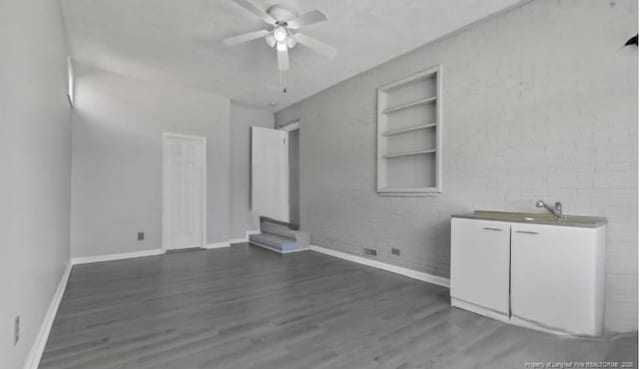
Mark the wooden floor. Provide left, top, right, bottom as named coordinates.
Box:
left=40, top=244, right=637, bottom=369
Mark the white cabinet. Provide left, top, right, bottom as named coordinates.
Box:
left=450, top=218, right=511, bottom=316
left=450, top=216, right=606, bottom=336
left=511, top=223, right=605, bottom=336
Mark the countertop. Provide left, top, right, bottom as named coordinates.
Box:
left=451, top=210, right=607, bottom=228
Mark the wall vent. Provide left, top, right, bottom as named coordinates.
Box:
left=392, top=248, right=400, bottom=256
left=364, top=248, right=377, bottom=256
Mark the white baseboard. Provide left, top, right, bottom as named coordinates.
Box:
left=229, top=230, right=261, bottom=244
left=283, top=247, right=310, bottom=254
left=309, top=245, right=450, bottom=288
left=203, top=242, right=230, bottom=249
left=71, top=249, right=165, bottom=265
left=72, top=229, right=262, bottom=263
left=23, top=261, right=72, bottom=369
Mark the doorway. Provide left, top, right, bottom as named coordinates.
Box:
left=279, top=121, right=300, bottom=226
left=162, top=133, right=207, bottom=250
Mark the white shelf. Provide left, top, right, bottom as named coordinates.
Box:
left=376, top=65, right=443, bottom=195
left=382, top=96, right=437, bottom=114
left=382, top=123, right=436, bottom=137
left=378, top=187, right=440, bottom=196
left=383, top=149, right=436, bottom=159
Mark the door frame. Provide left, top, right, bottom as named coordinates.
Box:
left=278, top=120, right=300, bottom=225
left=162, top=132, right=207, bottom=250
left=278, top=119, right=300, bottom=132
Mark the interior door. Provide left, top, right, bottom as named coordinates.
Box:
left=251, top=126, right=289, bottom=222
left=162, top=133, right=206, bottom=250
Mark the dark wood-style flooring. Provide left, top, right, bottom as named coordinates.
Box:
left=39, top=244, right=637, bottom=369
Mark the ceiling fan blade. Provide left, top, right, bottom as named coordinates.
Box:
left=293, top=33, right=336, bottom=58
left=223, top=29, right=269, bottom=46
left=286, top=9, right=328, bottom=29
left=277, top=43, right=290, bottom=71
left=232, top=0, right=276, bottom=25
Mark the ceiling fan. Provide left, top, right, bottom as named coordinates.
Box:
left=224, top=0, right=337, bottom=72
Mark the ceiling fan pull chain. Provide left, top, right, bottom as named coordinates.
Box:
left=279, top=71, right=287, bottom=93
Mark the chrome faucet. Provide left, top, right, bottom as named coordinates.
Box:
left=536, top=200, right=565, bottom=220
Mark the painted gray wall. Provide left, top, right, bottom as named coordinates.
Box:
left=276, top=0, right=638, bottom=333
left=0, top=0, right=72, bottom=367
left=71, top=67, right=230, bottom=257
left=229, top=102, right=275, bottom=239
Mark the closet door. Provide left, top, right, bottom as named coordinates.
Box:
left=251, top=127, right=289, bottom=222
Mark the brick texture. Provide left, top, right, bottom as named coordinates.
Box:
left=276, top=0, right=638, bottom=332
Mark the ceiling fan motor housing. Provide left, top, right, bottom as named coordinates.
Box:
left=266, top=5, right=297, bottom=23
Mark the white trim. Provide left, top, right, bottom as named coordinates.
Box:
left=162, top=132, right=207, bottom=251
left=71, top=249, right=165, bottom=265
left=283, top=247, right=310, bottom=254
left=71, top=229, right=260, bottom=264
left=451, top=297, right=509, bottom=323
left=509, top=314, right=574, bottom=337
left=229, top=229, right=261, bottom=244
left=309, top=245, right=450, bottom=288
left=452, top=298, right=578, bottom=336
left=278, top=120, right=300, bottom=132
left=203, top=242, right=230, bottom=249
left=23, top=261, right=72, bottom=369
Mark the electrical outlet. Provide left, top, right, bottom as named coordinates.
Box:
left=14, top=316, right=19, bottom=345
left=364, top=248, right=377, bottom=256
left=392, top=248, right=401, bottom=256
left=137, top=232, right=144, bottom=241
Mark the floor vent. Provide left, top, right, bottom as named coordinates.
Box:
left=364, top=248, right=377, bottom=256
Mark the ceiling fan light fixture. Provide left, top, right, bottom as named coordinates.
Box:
left=286, top=36, right=296, bottom=48
left=265, top=33, right=276, bottom=47
left=273, top=26, right=288, bottom=42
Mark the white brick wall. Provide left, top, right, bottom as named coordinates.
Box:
left=276, top=0, right=638, bottom=332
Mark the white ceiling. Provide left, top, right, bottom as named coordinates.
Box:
left=61, top=0, right=523, bottom=111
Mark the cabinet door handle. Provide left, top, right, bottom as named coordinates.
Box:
left=483, top=227, right=503, bottom=232
left=516, top=230, right=539, bottom=235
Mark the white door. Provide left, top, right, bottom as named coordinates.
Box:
left=450, top=218, right=511, bottom=314
left=162, top=133, right=206, bottom=250
left=251, top=126, right=289, bottom=222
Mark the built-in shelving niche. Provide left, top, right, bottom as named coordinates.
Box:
left=377, top=65, right=442, bottom=196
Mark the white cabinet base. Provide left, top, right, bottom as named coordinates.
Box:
left=451, top=298, right=510, bottom=323
left=509, top=315, right=584, bottom=337
left=452, top=298, right=593, bottom=337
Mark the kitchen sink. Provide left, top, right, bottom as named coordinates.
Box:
left=452, top=210, right=607, bottom=228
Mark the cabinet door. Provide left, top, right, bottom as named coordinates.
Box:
left=511, top=224, right=603, bottom=335
left=451, top=218, right=511, bottom=314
